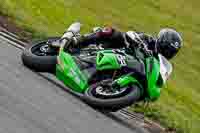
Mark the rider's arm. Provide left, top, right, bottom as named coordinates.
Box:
left=138, top=33, right=157, bottom=52
left=76, top=27, right=125, bottom=48
left=125, top=32, right=158, bottom=57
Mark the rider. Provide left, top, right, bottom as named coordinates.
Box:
left=64, top=26, right=183, bottom=60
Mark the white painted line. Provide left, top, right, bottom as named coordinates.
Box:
left=0, top=35, right=25, bottom=50
left=0, top=27, right=20, bottom=39
left=0, top=31, right=27, bottom=46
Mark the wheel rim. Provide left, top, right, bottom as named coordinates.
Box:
left=95, top=86, right=126, bottom=96
left=92, top=79, right=128, bottom=98
left=31, top=41, right=58, bottom=56
left=40, top=45, right=49, bottom=53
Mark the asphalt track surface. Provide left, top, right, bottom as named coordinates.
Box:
left=0, top=36, right=149, bottom=133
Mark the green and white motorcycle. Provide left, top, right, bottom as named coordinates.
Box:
left=21, top=22, right=172, bottom=111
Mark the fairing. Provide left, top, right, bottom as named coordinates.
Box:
left=96, top=50, right=121, bottom=70
left=56, top=50, right=88, bottom=93
left=145, top=57, right=161, bottom=101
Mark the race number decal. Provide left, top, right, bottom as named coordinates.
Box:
left=117, top=55, right=127, bottom=66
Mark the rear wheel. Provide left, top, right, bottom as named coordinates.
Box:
left=84, top=78, right=141, bottom=111
left=21, top=37, right=60, bottom=73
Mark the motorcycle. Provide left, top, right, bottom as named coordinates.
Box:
left=21, top=22, right=172, bottom=111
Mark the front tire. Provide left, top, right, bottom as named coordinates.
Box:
left=21, top=37, right=60, bottom=73
left=84, top=81, right=141, bottom=111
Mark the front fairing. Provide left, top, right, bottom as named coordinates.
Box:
left=145, top=56, right=161, bottom=101
left=145, top=54, right=172, bottom=101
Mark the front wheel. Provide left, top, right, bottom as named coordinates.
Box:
left=21, top=37, right=60, bottom=73
left=84, top=79, right=141, bottom=111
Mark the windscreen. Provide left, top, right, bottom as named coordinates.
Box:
left=158, top=54, right=173, bottom=84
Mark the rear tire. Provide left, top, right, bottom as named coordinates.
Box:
left=21, top=37, right=60, bottom=73
left=84, top=82, right=141, bottom=112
